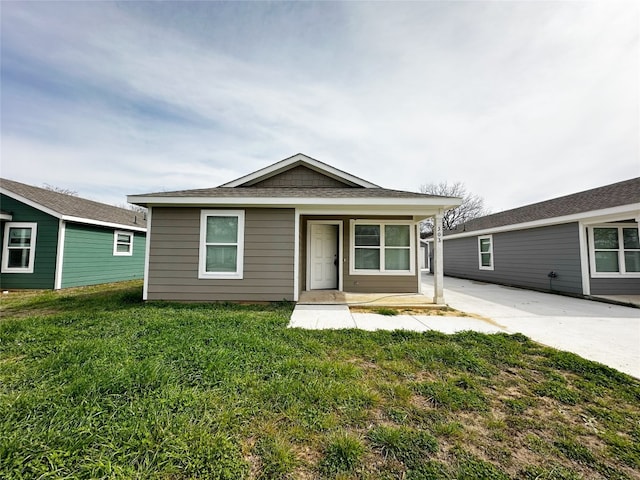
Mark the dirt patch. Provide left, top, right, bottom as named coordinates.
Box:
left=349, top=306, right=461, bottom=316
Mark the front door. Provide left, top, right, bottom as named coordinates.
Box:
left=309, top=223, right=338, bottom=290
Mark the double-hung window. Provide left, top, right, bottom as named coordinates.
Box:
left=478, top=235, right=494, bottom=270
left=1, top=222, right=37, bottom=273
left=113, top=231, right=133, bottom=256
left=589, top=225, right=640, bottom=276
left=351, top=221, right=414, bottom=274
left=199, top=210, right=245, bottom=279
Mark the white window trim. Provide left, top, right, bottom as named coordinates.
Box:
left=478, top=235, right=494, bottom=270
left=113, top=230, right=134, bottom=256
left=198, top=209, right=245, bottom=280
left=588, top=223, right=640, bottom=278
left=349, top=220, right=415, bottom=276
left=1, top=222, right=37, bottom=273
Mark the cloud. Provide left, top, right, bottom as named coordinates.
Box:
left=1, top=1, right=637, bottom=211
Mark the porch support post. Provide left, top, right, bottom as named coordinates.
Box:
left=433, top=211, right=445, bottom=304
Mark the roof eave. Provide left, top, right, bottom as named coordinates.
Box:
left=2, top=188, right=146, bottom=232
left=444, top=203, right=640, bottom=239
left=127, top=195, right=461, bottom=209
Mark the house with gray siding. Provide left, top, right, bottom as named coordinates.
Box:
left=128, top=153, right=461, bottom=303
left=439, top=177, right=640, bottom=298
left=0, top=179, right=146, bottom=289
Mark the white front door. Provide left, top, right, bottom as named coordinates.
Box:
left=309, top=223, right=338, bottom=290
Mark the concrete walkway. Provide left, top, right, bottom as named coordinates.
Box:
left=289, top=275, right=640, bottom=378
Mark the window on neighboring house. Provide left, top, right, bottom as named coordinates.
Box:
left=113, top=231, right=133, bottom=256
left=351, top=222, right=414, bottom=274
left=590, top=225, right=640, bottom=276
left=478, top=235, right=494, bottom=270
left=1, top=222, right=37, bottom=273
left=199, top=210, right=245, bottom=279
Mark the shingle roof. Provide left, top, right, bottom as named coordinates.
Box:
left=447, top=177, right=640, bottom=234
left=1, top=178, right=146, bottom=229
left=135, top=186, right=448, bottom=200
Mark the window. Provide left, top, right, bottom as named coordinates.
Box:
left=589, top=225, right=640, bottom=277
left=351, top=221, right=414, bottom=274
left=1, top=222, right=37, bottom=273
left=199, top=210, right=245, bottom=279
left=478, top=235, right=493, bottom=270
left=113, top=231, right=133, bottom=256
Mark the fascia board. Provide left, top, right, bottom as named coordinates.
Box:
left=443, top=203, right=640, bottom=240
left=60, top=215, right=147, bottom=232
left=297, top=207, right=442, bottom=217
left=128, top=195, right=461, bottom=210
left=219, top=153, right=380, bottom=188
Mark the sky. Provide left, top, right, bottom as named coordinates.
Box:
left=1, top=1, right=638, bottom=213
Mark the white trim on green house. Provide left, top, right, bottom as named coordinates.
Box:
left=1, top=222, right=38, bottom=274
left=54, top=219, right=66, bottom=290
left=0, top=188, right=146, bottom=233
left=113, top=230, right=134, bottom=256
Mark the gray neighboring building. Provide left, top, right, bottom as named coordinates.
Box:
left=128, top=153, right=461, bottom=303
left=438, top=177, right=640, bottom=297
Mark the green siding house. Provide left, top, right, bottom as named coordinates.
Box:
left=1, top=178, right=146, bottom=290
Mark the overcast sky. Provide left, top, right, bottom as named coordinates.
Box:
left=1, top=1, right=638, bottom=213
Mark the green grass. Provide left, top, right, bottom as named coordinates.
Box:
left=1, top=281, right=639, bottom=479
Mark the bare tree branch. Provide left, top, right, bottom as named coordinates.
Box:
left=115, top=203, right=148, bottom=214
left=420, top=181, right=489, bottom=237
left=42, top=183, right=78, bottom=196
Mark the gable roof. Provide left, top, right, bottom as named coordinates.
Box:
left=128, top=153, right=463, bottom=216
left=447, top=177, right=640, bottom=236
left=1, top=178, right=146, bottom=231
left=219, top=153, right=380, bottom=188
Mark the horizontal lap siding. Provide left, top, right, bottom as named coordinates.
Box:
left=590, top=278, right=640, bottom=295
left=148, top=207, right=295, bottom=302
left=300, top=214, right=418, bottom=294
left=0, top=194, right=58, bottom=289
left=61, top=224, right=145, bottom=287
left=444, top=223, right=583, bottom=294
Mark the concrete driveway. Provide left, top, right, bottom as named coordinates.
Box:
left=422, top=275, right=640, bottom=378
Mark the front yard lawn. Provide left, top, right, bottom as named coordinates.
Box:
left=1, top=281, right=639, bottom=479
